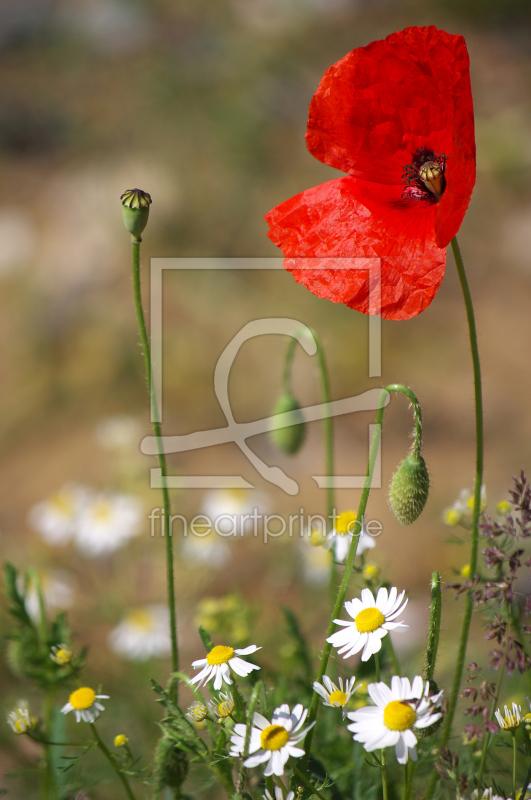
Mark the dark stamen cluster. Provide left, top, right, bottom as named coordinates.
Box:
left=402, top=148, right=448, bottom=202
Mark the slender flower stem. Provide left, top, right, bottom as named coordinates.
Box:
left=90, top=723, right=137, bottom=800
left=303, top=388, right=388, bottom=760
left=513, top=732, right=517, bottom=800
left=131, top=241, right=178, bottom=682
left=477, top=637, right=509, bottom=786
left=380, top=747, right=389, bottom=800
left=290, top=759, right=329, bottom=800
left=402, top=763, right=409, bottom=800
left=427, top=237, right=483, bottom=797
left=424, top=572, right=442, bottom=684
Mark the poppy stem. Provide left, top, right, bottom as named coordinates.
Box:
left=131, top=241, right=179, bottom=686
left=426, top=235, right=483, bottom=796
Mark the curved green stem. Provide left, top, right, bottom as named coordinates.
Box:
left=132, top=242, right=178, bottom=683
left=427, top=236, right=483, bottom=797
left=384, top=384, right=423, bottom=457
left=90, top=723, right=137, bottom=800
left=424, top=572, right=442, bottom=684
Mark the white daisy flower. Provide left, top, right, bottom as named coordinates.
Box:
left=28, top=483, right=89, bottom=546
left=264, top=787, right=295, bottom=800
left=61, top=687, right=109, bottom=723
left=347, top=675, right=443, bottom=764
left=495, top=702, right=522, bottom=731
left=313, top=675, right=360, bottom=719
left=327, top=587, right=408, bottom=662
left=190, top=644, right=261, bottom=690
left=107, top=605, right=171, bottom=661
left=444, top=485, right=487, bottom=526
left=181, top=532, right=232, bottom=568
left=209, top=691, right=235, bottom=719
left=94, top=415, right=141, bottom=451
left=201, top=488, right=269, bottom=536
left=298, top=531, right=332, bottom=587
left=187, top=702, right=208, bottom=723
left=7, top=702, right=33, bottom=734
left=230, top=703, right=314, bottom=777
left=20, top=569, right=74, bottom=622
left=50, top=644, right=73, bottom=665
left=466, top=789, right=506, bottom=800
left=75, top=492, right=141, bottom=557
left=326, top=511, right=375, bottom=563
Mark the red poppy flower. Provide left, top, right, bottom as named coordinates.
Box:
left=265, top=26, right=475, bottom=321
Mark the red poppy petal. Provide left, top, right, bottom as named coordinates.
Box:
left=306, top=26, right=473, bottom=183
left=265, top=177, right=446, bottom=321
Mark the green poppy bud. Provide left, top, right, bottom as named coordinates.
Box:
left=388, top=453, right=430, bottom=525
left=269, top=393, right=306, bottom=455
left=121, top=188, right=152, bottom=242
left=154, top=735, right=188, bottom=789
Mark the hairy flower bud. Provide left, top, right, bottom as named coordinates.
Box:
left=269, top=393, right=306, bottom=455
left=154, top=736, right=188, bottom=790
left=121, top=188, right=152, bottom=242
left=388, top=453, right=430, bottom=525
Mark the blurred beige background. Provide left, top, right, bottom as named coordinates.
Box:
left=1, top=0, right=531, bottom=796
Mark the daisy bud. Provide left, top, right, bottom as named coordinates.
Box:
left=114, top=734, right=129, bottom=747
left=389, top=453, right=430, bottom=525
left=154, top=736, right=188, bottom=790
left=120, top=188, right=152, bottom=243
left=269, top=393, right=306, bottom=455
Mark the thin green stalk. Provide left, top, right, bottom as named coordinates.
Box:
left=402, top=763, right=409, bottom=800
left=424, top=572, right=442, bottom=684
left=303, top=388, right=389, bottom=760
left=290, top=759, right=329, bottom=800
left=380, top=747, right=389, bottom=800
left=131, top=242, right=178, bottom=682
left=90, top=723, right=137, bottom=800
left=512, top=732, right=517, bottom=800
left=375, top=652, right=381, bottom=682
left=427, top=236, right=483, bottom=797
left=477, top=638, right=509, bottom=786
left=304, top=383, right=421, bottom=761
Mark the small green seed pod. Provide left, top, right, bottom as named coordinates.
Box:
left=388, top=453, right=430, bottom=525
left=154, top=735, right=188, bottom=790
left=269, top=393, right=306, bottom=455
left=120, top=188, right=152, bottom=242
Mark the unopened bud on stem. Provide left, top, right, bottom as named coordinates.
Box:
left=269, top=393, right=306, bottom=455
left=121, top=188, right=152, bottom=242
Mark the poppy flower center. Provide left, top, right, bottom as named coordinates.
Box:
left=260, top=724, right=290, bottom=750
left=207, top=645, right=234, bottom=665
left=355, top=607, right=385, bottom=632
left=383, top=700, right=417, bottom=731
left=402, top=148, right=447, bottom=203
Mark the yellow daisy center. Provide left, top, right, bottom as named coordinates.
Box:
left=92, top=501, right=112, bottom=523
left=126, top=610, right=153, bottom=630
left=217, top=699, right=235, bottom=717
left=460, top=564, right=471, bottom=579
left=53, top=646, right=72, bottom=664
left=50, top=491, right=74, bottom=517
left=260, top=724, right=290, bottom=751
left=69, top=687, right=96, bottom=710
left=336, top=511, right=357, bottom=535
left=207, top=645, right=234, bottom=666
left=355, top=607, right=385, bottom=633
left=383, top=700, right=416, bottom=731
left=329, top=689, right=348, bottom=706
left=502, top=714, right=519, bottom=730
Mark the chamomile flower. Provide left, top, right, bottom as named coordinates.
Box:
left=495, top=702, right=522, bottom=731
left=347, top=676, right=443, bottom=764
left=230, top=703, right=314, bottom=777
left=108, top=605, right=171, bottom=661
left=181, top=531, right=232, bottom=568
left=326, top=511, right=375, bottom=563
left=209, top=692, right=235, bottom=720
left=75, top=492, right=141, bottom=557
left=61, top=687, right=109, bottom=723
left=298, top=532, right=332, bottom=586
left=28, top=483, right=89, bottom=546
left=444, top=485, right=487, bottom=526
left=187, top=702, right=208, bottom=723
left=190, top=644, right=261, bottom=690
left=264, top=788, right=295, bottom=800
left=114, top=734, right=129, bottom=747
left=50, top=644, right=73, bottom=665
left=313, top=676, right=359, bottom=719
left=327, top=587, right=408, bottom=662
left=496, top=500, right=513, bottom=517
left=7, top=702, right=33, bottom=734
left=467, top=790, right=505, bottom=800
left=363, top=563, right=381, bottom=583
